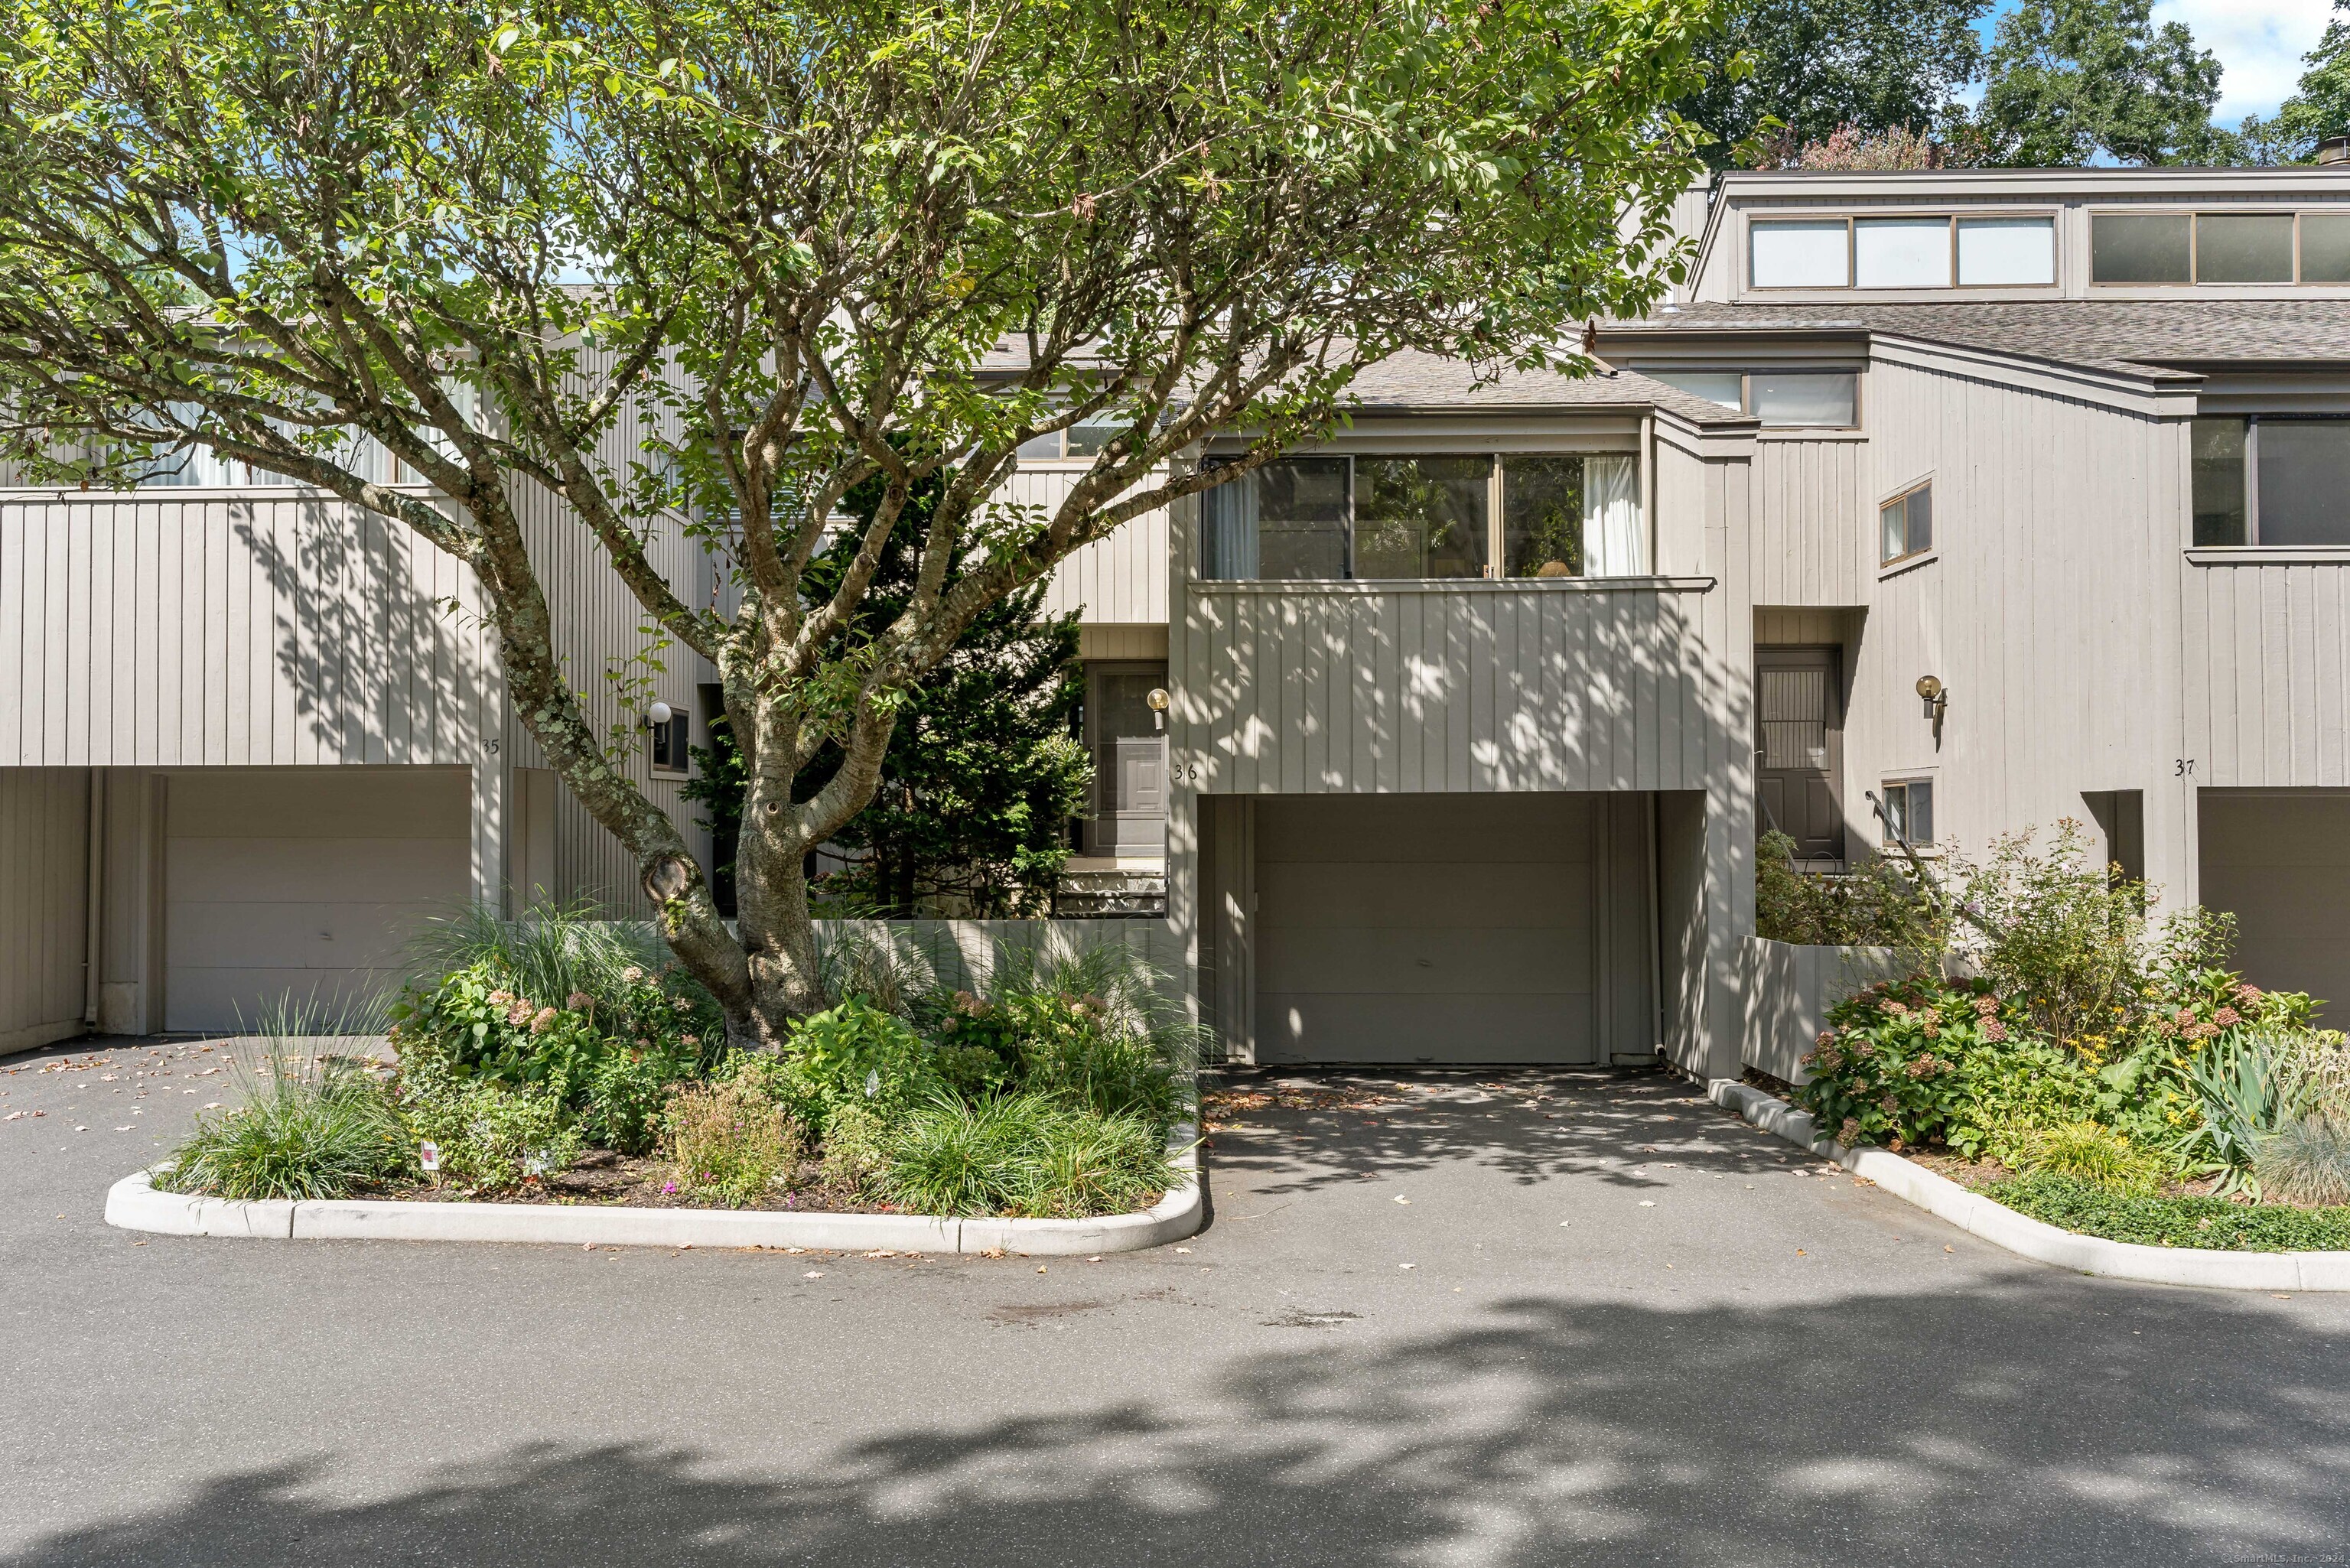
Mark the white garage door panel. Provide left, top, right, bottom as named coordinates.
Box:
left=1259, top=993, right=1593, bottom=1064
left=2199, top=791, right=2350, bottom=1021
left=1254, top=792, right=1603, bottom=1065
left=1257, top=926, right=1592, bottom=994
left=165, top=769, right=471, bottom=1033
left=168, top=837, right=470, bottom=904
left=1255, top=860, right=1591, bottom=929
left=164, top=900, right=442, bottom=970
left=168, top=966, right=412, bottom=1033
left=1259, top=793, right=1594, bottom=863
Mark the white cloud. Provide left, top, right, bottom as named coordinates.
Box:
left=2153, top=0, right=2333, bottom=122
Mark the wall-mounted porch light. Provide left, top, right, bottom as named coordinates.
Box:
left=1146, top=687, right=1170, bottom=733
left=1915, top=675, right=1948, bottom=744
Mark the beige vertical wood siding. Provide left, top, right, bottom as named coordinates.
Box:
left=1177, top=581, right=1727, bottom=795
left=2183, top=559, right=2350, bottom=789
left=503, top=470, right=714, bottom=916
left=1748, top=436, right=1868, bottom=605
left=1841, top=353, right=2188, bottom=889
left=0, top=767, right=90, bottom=1052
left=1005, top=467, right=1170, bottom=624
left=1740, top=936, right=1913, bottom=1083
left=0, top=492, right=495, bottom=768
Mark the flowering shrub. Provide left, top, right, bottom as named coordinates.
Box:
left=395, top=1059, right=582, bottom=1195
left=1795, top=974, right=2059, bottom=1155
left=387, top=955, right=723, bottom=1150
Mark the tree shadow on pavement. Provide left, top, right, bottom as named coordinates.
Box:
left=17, top=1279, right=2346, bottom=1567
left=1206, top=1068, right=1806, bottom=1196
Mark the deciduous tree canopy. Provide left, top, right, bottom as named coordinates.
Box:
left=0, top=0, right=1717, bottom=1046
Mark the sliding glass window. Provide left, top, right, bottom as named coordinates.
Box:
left=2189, top=416, right=2350, bottom=548
left=1747, top=214, right=2055, bottom=290
left=2091, top=210, right=2350, bottom=285
left=1201, top=454, right=1644, bottom=581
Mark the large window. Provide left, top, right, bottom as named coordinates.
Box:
left=2093, top=211, right=2350, bottom=285
left=1200, top=453, right=1643, bottom=581
left=2190, top=416, right=2350, bottom=548
left=1644, top=367, right=1860, bottom=429
left=1749, top=215, right=2055, bottom=290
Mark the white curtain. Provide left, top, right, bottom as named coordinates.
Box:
left=1199, top=467, right=1259, bottom=580
left=1582, top=454, right=1645, bottom=577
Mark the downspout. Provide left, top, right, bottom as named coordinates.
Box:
left=83, top=770, right=104, bottom=1027
left=1646, top=791, right=1664, bottom=1054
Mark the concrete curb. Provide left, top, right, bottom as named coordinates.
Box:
left=105, top=1125, right=1203, bottom=1257
left=1708, top=1080, right=2348, bottom=1292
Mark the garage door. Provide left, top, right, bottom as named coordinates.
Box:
left=165, top=768, right=471, bottom=1032
left=1255, top=793, right=1606, bottom=1065
left=2199, top=790, right=2350, bottom=1024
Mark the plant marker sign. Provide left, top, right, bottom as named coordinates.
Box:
left=418, top=1140, right=441, bottom=1173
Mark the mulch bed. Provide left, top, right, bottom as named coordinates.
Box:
left=371, top=1150, right=901, bottom=1213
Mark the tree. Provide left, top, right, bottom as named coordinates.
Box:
left=2238, top=2, right=2350, bottom=165
left=0, top=0, right=1717, bottom=1049
left=1678, top=0, right=1990, bottom=168
left=686, top=465, right=1089, bottom=922
left=794, top=467, right=1089, bottom=919
left=1974, top=0, right=2238, bottom=167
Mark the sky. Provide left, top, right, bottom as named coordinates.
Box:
left=1978, top=0, right=2335, bottom=125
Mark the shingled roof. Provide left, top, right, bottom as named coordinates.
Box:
left=1607, top=299, right=2350, bottom=380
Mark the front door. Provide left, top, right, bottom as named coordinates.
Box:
left=1756, top=645, right=1844, bottom=863
left=1085, top=662, right=1168, bottom=856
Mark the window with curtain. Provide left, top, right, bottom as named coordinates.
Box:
left=1202, top=452, right=1645, bottom=581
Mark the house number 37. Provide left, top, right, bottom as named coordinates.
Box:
left=2175, top=758, right=2195, bottom=776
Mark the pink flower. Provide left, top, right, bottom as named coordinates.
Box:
left=2213, top=1006, right=2241, bottom=1028
left=680, top=1034, right=700, bottom=1047
left=531, top=1007, right=558, bottom=1034
left=1973, top=997, right=1999, bottom=1017
left=1982, top=1020, right=2008, bottom=1043
left=2234, top=982, right=2264, bottom=1004
left=1815, top=1030, right=1837, bottom=1047
left=566, top=991, right=592, bottom=1011
left=1883, top=1000, right=1910, bottom=1017
left=662, top=1180, right=678, bottom=1194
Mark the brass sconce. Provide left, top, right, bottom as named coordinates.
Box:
left=1147, top=686, right=1171, bottom=734
left=1915, top=675, right=1948, bottom=745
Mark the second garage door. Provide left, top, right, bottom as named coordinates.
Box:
left=1255, top=792, right=1642, bottom=1065
left=2199, top=789, right=2350, bottom=1024
left=164, top=768, right=472, bottom=1033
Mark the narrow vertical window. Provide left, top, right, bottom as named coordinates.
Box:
left=2191, top=418, right=2249, bottom=546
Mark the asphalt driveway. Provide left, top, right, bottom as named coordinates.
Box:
left=5, top=1036, right=2349, bottom=1566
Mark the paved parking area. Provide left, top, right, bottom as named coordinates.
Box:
left=5, top=1037, right=2350, bottom=1566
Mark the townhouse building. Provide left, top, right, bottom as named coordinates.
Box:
left=6, top=162, right=2350, bottom=1082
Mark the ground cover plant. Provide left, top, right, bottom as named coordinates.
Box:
left=161, top=907, right=1200, bottom=1222
left=1790, top=819, right=2350, bottom=1249
left=155, top=997, right=408, bottom=1202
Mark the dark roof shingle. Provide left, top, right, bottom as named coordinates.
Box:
left=1609, top=299, right=2350, bottom=379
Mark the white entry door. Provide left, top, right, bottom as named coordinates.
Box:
left=164, top=768, right=470, bottom=1032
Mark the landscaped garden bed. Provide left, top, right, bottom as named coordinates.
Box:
left=1766, top=821, right=2350, bottom=1259
left=137, top=906, right=1203, bottom=1235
